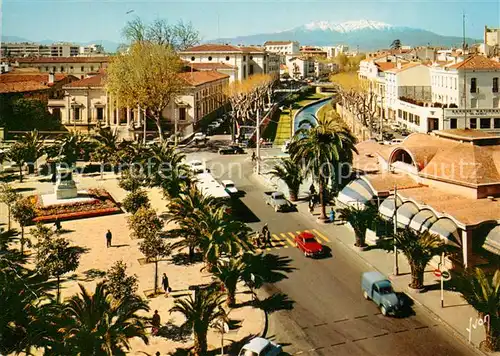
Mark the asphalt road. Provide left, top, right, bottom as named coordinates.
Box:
left=187, top=145, right=478, bottom=356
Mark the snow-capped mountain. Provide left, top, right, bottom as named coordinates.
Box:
left=211, top=20, right=479, bottom=51
left=301, top=20, right=393, bottom=33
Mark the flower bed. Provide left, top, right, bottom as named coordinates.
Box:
left=30, top=188, right=121, bottom=223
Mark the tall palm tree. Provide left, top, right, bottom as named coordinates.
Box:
left=211, top=257, right=247, bottom=307
left=337, top=205, right=379, bottom=247
left=269, top=158, right=303, bottom=201
left=197, top=207, right=251, bottom=267
left=54, top=282, right=149, bottom=355
left=170, top=286, right=225, bottom=356
left=46, top=131, right=90, bottom=167
left=394, top=228, right=445, bottom=290
left=290, top=114, right=357, bottom=220
left=92, top=128, right=120, bottom=178
left=455, top=268, right=500, bottom=351
left=20, top=129, right=44, bottom=173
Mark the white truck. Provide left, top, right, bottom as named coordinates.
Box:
left=195, top=172, right=231, bottom=201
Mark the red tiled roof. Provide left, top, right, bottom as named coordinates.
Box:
left=182, top=44, right=242, bottom=53
left=178, top=71, right=229, bottom=86
left=0, top=73, right=68, bottom=83
left=63, top=73, right=106, bottom=88
left=376, top=62, right=397, bottom=71
left=0, top=81, right=50, bottom=94
left=240, top=46, right=265, bottom=53
left=12, top=56, right=110, bottom=64
left=448, top=55, right=500, bottom=70
left=186, top=62, right=237, bottom=71
left=386, top=62, right=422, bottom=73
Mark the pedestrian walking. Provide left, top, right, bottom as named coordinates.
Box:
left=261, top=224, right=270, bottom=246
left=106, top=229, right=112, bottom=248
left=329, top=207, right=335, bottom=223
left=309, top=199, right=315, bottom=215
left=151, top=310, right=161, bottom=336
left=309, top=184, right=316, bottom=197
left=53, top=218, right=62, bottom=233
left=162, top=273, right=170, bottom=296
left=265, top=230, right=271, bottom=246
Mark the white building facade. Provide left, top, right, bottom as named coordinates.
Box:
left=264, top=41, right=300, bottom=55
left=180, top=44, right=279, bottom=82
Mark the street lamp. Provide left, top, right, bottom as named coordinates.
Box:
left=393, top=185, right=399, bottom=276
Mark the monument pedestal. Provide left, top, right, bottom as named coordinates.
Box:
left=55, top=166, right=78, bottom=200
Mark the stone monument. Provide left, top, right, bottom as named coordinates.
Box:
left=55, top=164, right=78, bottom=199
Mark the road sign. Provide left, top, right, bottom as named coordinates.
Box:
left=433, top=269, right=442, bottom=278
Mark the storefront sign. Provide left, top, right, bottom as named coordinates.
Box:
left=447, top=109, right=500, bottom=116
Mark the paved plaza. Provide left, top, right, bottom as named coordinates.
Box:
left=0, top=170, right=264, bottom=355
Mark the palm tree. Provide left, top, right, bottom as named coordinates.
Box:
left=289, top=114, right=357, bottom=220
left=91, top=128, right=120, bottom=179
left=197, top=207, right=251, bottom=267
left=390, top=39, right=402, bottom=50
left=269, top=158, right=303, bottom=201
left=454, top=268, right=500, bottom=351
left=54, top=282, right=149, bottom=355
left=211, top=257, right=247, bottom=307
left=168, top=185, right=218, bottom=222
left=46, top=131, right=90, bottom=167
left=337, top=205, right=379, bottom=248
left=170, top=286, right=225, bottom=356
left=394, top=228, right=445, bottom=290
left=20, top=130, right=44, bottom=173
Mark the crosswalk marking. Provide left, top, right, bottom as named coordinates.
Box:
left=243, top=230, right=330, bottom=253
left=312, top=229, right=330, bottom=242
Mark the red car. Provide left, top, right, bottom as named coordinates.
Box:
left=295, top=232, right=324, bottom=257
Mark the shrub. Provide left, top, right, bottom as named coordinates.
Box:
left=122, top=189, right=150, bottom=214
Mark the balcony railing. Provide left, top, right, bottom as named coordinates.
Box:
left=399, top=96, right=458, bottom=109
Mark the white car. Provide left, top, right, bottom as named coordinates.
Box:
left=193, top=132, right=206, bottom=141
left=239, top=337, right=282, bottom=356
left=188, top=160, right=206, bottom=174
left=222, top=180, right=238, bottom=194
left=281, top=140, right=291, bottom=153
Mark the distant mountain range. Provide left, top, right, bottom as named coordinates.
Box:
left=211, top=20, right=481, bottom=50
left=2, top=20, right=481, bottom=53
left=1, top=35, right=121, bottom=53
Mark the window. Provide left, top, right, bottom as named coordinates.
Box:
left=470, top=118, right=477, bottom=129
left=494, top=97, right=499, bottom=108
left=208, top=56, right=212, bottom=61
left=471, top=98, right=478, bottom=108
left=249, top=55, right=253, bottom=60
left=52, top=108, right=61, bottom=121
left=494, top=78, right=499, bottom=93
left=454, top=78, right=457, bottom=89
left=96, top=107, right=104, bottom=121
left=243, top=56, right=246, bottom=61
left=53, top=66, right=56, bottom=72
left=480, top=118, right=491, bottom=129
left=73, top=107, right=81, bottom=121
left=415, top=115, right=420, bottom=125
left=409, top=113, right=414, bottom=123
left=495, top=118, right=500, bottom=129
left=450, top=118, right=457, bottom=129
left=70, top=66, right=73, bottom=71
left=45, top=66, right=49, bottom=71
left=60, top=66, right=64, bottom=72
left=179, top=107, right=186, bottom=121
left=90, top=66, right=94, bottom=71
left=398, top=109, right=402, bottom=118
left=470, top=77, right=477, bottom=93
left=81, top=66, right=84, bottom=72
left=403, top=111, right=407, bottom=120
left=191, top=56, right=195, bottom=61
left=225, top=56, right=230, bottom=61
left=249, top=64, right=254, bottom=75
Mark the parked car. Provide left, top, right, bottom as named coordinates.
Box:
left=193, top=132, right=207, bottom=142
left=222, top=180, right=238, bottom=195
left=187, top=160, right=206, bottom=174
left=238, top=337, right=282, bottom=356
left=264, top=191, right=291, bottom=212
left=361, top=271, right=403, bottom=316
left=218, top=145, right=245, bottom=155
left=295, top=231, right=324, bottom=257
left=281, top=140, right=291, bottom=153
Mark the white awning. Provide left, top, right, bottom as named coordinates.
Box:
left=337, top=179, right=375, bottom=208
left=409, top=209, right=438, bottom=232
left=428, top=218, right=461, bottom=248
left=379, top=195, right=403, bottom=220
left=396, top=201, right=420, bottom=226
left=483, top=226, right=500, bottom=256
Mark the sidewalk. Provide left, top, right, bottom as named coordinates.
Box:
left=2, top=173, right=265, bottom=356
left=251, top=172, right=495, bottom=355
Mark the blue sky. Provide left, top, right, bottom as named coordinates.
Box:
left=1, top=0, right=499, bottom=43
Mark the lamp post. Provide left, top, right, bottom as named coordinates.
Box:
left=255, top=109, right=261, bottom=175
left=393, top=185, right=399, bottom=276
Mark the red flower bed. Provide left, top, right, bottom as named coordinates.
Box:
left=30, top=188, right=122, bottom=223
